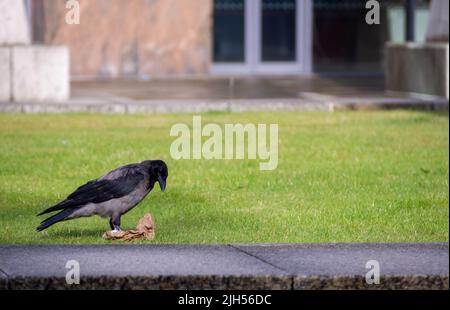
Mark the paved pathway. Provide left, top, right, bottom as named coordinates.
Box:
left=1, top=76, right=448, bottom=113
left=0, top=243, right=448, bottom=289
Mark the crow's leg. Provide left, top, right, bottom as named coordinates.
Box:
left=109, top=218, right=114, bottom=230
left=111, top=215, right=122, bottom=232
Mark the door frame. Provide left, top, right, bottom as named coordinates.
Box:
left=211, top=0, right=313, bottom=75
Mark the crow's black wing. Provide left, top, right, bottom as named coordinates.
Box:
left=37, top=169, right=145, bottom=216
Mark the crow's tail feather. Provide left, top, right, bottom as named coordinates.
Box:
left=36, top=209, right=73, bottom=232
left=37, top=200, right=72, bottom=216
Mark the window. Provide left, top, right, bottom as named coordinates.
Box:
left=213, top=0, right=246, bottom=62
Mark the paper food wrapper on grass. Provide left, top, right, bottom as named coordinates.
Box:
left=103, top=213, right=155, bottom=241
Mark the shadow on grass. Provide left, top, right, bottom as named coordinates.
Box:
left=430, top=110, right=449, bottom=118
left=43, top=228, right=105, bottom=239
left=32, top=191, right=211, bottom=241
left=16, top=184, right=238, bottom=243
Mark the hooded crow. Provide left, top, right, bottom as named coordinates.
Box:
left=36, top=160, right=168, bottom=232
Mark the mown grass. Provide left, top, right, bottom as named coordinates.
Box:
left=0, top=111, right=448, bottom=244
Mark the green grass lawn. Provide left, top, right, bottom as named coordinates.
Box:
left=0, top=111, right=448, bottom=244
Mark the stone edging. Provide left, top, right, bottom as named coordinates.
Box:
left=0, top=97, right=448, bottom=114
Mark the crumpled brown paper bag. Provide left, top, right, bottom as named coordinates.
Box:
left=102, top=213, right=155, bottom=241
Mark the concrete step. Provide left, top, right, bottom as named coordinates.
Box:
left=0, top=243, right=448, bottom=289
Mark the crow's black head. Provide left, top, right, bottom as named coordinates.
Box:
left=144, top=160, right=168, bottom=192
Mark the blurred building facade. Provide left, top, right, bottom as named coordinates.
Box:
left=28, top=0, right=434, bottom=78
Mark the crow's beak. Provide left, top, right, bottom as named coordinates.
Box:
left=158, top=175, right=166, bottom=192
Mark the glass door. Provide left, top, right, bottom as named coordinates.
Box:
left=212, top=0, right=312, bottom=75
left=213, top=0, right=246, bottom=63
left=261, top=0, right=297, bottom=61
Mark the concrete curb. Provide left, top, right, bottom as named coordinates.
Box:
left=0, top=243, right=448, bottom=290
left=0, top=97, right=448, bottom=114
